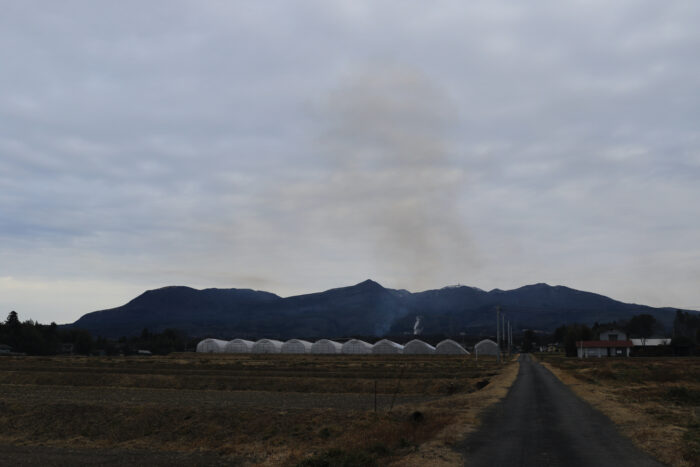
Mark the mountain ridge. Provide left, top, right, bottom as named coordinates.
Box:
left=69, top=280, right=692, bottom=339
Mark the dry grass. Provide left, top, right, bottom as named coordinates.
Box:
left=0, top=353, right=517, bottom=466
left=393, top=354, right=521, bottom=467
left=537, top=355, right=700, bottom=467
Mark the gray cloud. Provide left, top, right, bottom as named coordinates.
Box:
left=1, top=1, right=699, bottom=322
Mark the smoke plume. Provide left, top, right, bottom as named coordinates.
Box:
left=318, top=66, right=478, bottom=288
left=413, top=315, right=423, bottom=336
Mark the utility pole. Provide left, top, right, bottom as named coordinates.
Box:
left=508, top=321, right=512, bottom=355
left=496, top=306, right=501, bottom=363
left=502, top=315, right=506, bottom=351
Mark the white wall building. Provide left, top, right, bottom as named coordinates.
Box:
left=630, top=338, right=671, bottom=346
left=599, top=329, right=627, bottom=341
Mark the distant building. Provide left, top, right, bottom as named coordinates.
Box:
left=576, top=329, right=632, bottom=358
left=630, top=338, right=671, bottom=347
left=599, top=329, right=627, bottom=341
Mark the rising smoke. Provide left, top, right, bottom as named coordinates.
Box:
left=413, top=315, right=423, bottom=336
left=313, top=65, right=478, bottom=289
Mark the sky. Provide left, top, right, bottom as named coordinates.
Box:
left=1, top=1, right=699, bottom=324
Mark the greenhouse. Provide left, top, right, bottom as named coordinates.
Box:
left=281, top=339, right=313, bottom=354
left=474, top=339, right=499, bottom=356
left=435, top=339, right=469, bottom=355
left=251, top=339, right=283, bottom=353
left=310, top=339, right=343, bottom=354
left=403, top=339, right=436, bottom=354
left=341, top=339, right=372, bottom=354
left=196, top=338, right=228, bottom=353
left=371, top=339, right=404, bottom=354
left=224, top=339, right=254, bottom=353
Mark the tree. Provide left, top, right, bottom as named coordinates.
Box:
left=522, top=329, right=537, bottom=353
left=627, top=314, right=657, bottom=346
left=563, top=324, right=592, bottom=357
left=6, top=311, right=19, bottom=329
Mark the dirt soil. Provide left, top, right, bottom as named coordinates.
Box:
left=0, top=353, right=515, bottom=466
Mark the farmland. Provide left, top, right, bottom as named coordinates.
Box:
left=0, top=353, right=517, bottom=466
left=538, top=355, right=700, bottom=467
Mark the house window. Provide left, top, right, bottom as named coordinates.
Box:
left=608, top=334, right=618, bottom=341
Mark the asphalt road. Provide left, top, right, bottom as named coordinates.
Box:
left=459, top=354, right=664, bottom=467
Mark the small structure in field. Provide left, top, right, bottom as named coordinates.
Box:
left=281, top=339, right=313, bottom=354
left=311, top=339, right=343, bottom=354
left=577, top=329, right=633, bottom=357
left=435, top=339, right=469, bottom=355
left=474, top=339, right=499, bottom=356
left=224, top=339, right=254, bottom=353
left=630, top=338, right=671, bottom=347
left=252, top=339, right=283, bottom=354
left=599, top=329, right=628, bottom=341
left=576, top=340, right=633, bottom=357
left=372, top=339, right=404, bottom=354
left=341, top=339, right=372, bottom=354
left=403, top=339, right=436, bottom=355
left=196, top=338, right=228, bottom=353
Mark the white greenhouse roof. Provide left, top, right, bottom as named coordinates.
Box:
left=435, top=339, right=469, bottom=355
left=281, top=339, right=313, bottom=354
left=474, top=339, right=499, bottom=356
left=251, top=339, right=283, bottom=353
left=310, top=339, right=343, bottom=354
left=224, top=339, right=254, bottom=353
left=341, top=339, right=372, bottom=354
left=371, top=339, right=404, bottom=354
left=196, top=338, right=228, bottom=353
left=403, top=339, right=436, bottom=354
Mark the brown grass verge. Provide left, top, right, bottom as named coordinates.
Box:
left=538, top=356, right=700, bottom=467
left=392, top=355, right=521, bottom=466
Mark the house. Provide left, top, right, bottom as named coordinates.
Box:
left=599, top=329, right=627, bottom=341
left=576, top=329, right=633, bottom=358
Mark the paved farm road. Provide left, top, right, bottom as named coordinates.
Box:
left=459, top=354, right=664, bottom=467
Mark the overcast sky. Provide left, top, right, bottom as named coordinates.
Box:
left=1, top=1, right=699, bottom=324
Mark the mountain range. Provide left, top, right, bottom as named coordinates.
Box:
left=69, top=280, right=691, bottom=339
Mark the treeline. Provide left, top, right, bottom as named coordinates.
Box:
left=540, top=311, right=700, bottom=357
left=0, top=311, right=199, bottom=356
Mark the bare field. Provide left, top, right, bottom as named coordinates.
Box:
left=537, top=355, right=700, bottom=467
left=0, top=353, right=516, bottom=466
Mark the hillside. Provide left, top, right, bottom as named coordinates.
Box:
left=69, top=280, right=688, bottom=338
